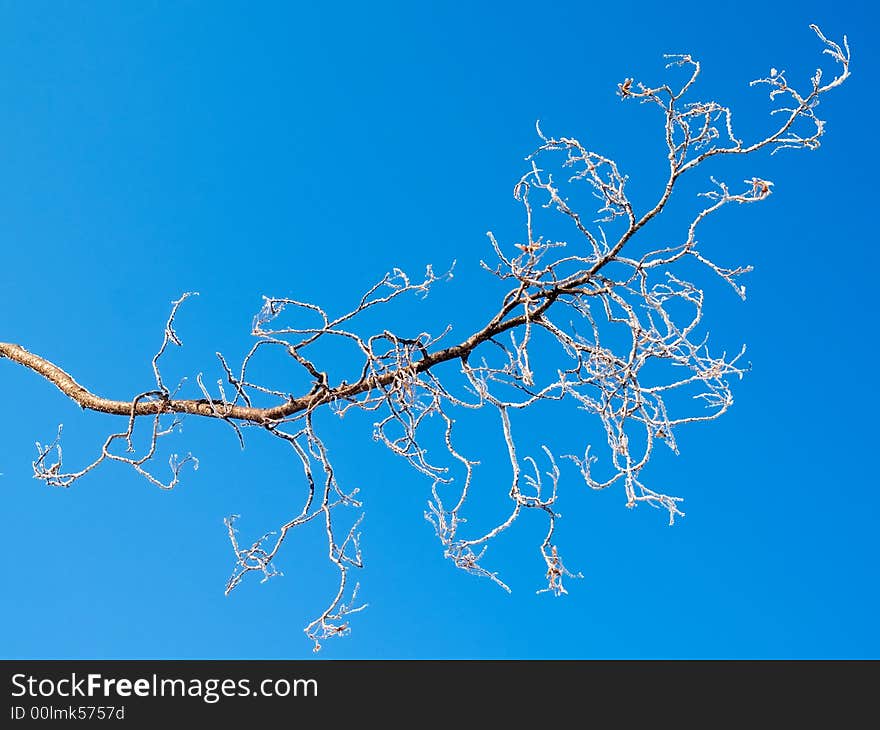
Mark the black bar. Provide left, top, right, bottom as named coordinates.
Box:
left=2, top=660, right=876, bottom=722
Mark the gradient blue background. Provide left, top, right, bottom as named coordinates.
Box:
left=0, top=1, right=875, bottom=659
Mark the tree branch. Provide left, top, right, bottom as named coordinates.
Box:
left=0, top=24, right=850, bottom=650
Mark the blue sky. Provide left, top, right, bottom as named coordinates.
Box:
left=0, top=1, right=876, bottom=659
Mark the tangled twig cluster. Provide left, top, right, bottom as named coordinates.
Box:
left=0, top=25, right=849, bottom=650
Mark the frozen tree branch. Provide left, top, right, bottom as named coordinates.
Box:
left=0, top=25, right=850, bottom=650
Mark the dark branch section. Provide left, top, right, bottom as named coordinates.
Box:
left=0, top=26, right=849, bottom=650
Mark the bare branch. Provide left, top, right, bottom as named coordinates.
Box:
left=0, top=24, right=850, bottom=649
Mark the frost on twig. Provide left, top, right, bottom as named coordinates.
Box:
left=0, top=24, right=849, bottom=650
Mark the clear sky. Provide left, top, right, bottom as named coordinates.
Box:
left=0, top=1, right=875, bottom=659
